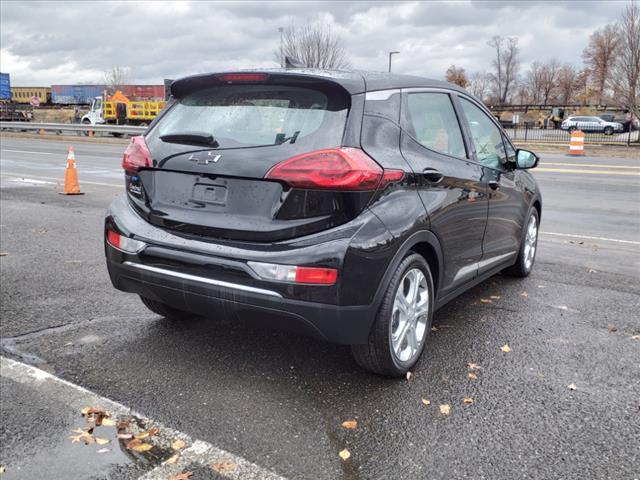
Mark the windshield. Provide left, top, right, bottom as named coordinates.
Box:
left=151, top=84, right=349, bottom=149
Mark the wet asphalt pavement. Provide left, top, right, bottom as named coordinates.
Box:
left=1, top=135, right=639, bottom=479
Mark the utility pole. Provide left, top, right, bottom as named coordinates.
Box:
left=388, top=51, right=400, bottom=73
left=278, top=27, right=284, bottom=68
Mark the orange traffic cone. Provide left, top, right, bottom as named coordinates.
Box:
left=60, top=146, right=84, bottom=195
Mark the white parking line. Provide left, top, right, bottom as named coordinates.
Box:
left=541, top=231, right=640, bottom=246
left=1, top=173, right=121, bottom=188
left=0, top=356, right=286, bottom=480
left=1, top=149, right=56, bottom=155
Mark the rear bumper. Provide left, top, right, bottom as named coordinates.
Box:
left=107, top=256, right=375, bottom=344
left=105, top=196, right=386, bottom=344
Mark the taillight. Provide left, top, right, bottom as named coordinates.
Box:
left=122, top=136, right=152, bottom=173
left=216, top=73, right=269, bottom=83
left=265, top=147, right=404, bottom=191
left=247, top=261, right=338, bottom=285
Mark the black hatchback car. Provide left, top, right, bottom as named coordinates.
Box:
left=105, top=70, right=541, bottom=376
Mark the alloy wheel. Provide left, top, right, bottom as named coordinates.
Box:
left=390, top=268, right=429, bottom=363
left=523, top=214, right=538, bottom=271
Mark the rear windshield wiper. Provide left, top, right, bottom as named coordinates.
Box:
left=160, top=131, right=219, bottom=147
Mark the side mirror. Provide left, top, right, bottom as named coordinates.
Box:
left=515, top=149, right=539, bottom=169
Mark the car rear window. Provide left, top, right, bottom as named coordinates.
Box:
left=151, top=85, right=349, bottom=149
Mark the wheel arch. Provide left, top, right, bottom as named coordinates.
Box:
left=372, top=230, right=444, bottom=309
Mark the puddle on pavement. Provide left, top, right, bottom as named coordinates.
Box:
left=1, top=410, right=178, bottom=480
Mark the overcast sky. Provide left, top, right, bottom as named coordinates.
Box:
left=0, top=0, right=629, bottom=86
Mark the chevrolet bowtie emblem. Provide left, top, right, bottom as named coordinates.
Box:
left=188, top=152, right=222, bottom=165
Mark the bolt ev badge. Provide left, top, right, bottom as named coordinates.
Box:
left=189, top=152, right=222, bottom=165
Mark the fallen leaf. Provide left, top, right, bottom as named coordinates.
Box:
left=116, top=421, right=129, bottom=431
left=500, top=344, right=511, bottom=353
left=632, top=335, right=640, bottom=340
left=468, top=372, right=478, bottom=380
left=406, top=371, right=413, bottom=380
left=568, top=383, right=577, bottom=391
left=480, top=298, right=492, bottom=304
left=338, top=449, right=351, bottom=461
left=97, top=448, right=110, bottom=454
left=117, top=433, right=133, bottom=440
left=125, top=438, right=142, bottom=449
left=0, top=252, right=7, bottom=257
left=0, top=465, right=6, bottom=473
left=69, top=428, right=94, bottom=444
left=467, top=363, right=481, bottom=370
left=172, top=439, right=186, bottom=450
left=163, top=454, right=179, bottom=465
left=101, top=418, right=116, bottom=427
left=431, top=325, right=439, bottom=332
left=421, top=398, right=431, bottom=406
left=135, top=431, right=150, bottom=440
left=210, top=460, right=236, bottom=473
left=132, top=443, right=152, bottom=452
left=463, top=397, right=474, bottom=405
left=95, top=437, right=110, bottom=445
left=490, top=295, right=501, bottom=300
left=341, top=420, right=357, bottom=429
left=520, top=291, right=529, bottom=298
left=439, top=404, right=450, bottom=415
left=607, top=325, right=618, bottom=333
left=168, top=472, right=192, bottom=480
left=588, top=268, right=598, bottom=273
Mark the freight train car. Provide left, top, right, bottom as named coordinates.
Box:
left=11, top=86, right=51, bottom=105
left=0, top=73, right=10, bottom=101
left=119, top=84, right=164, bottom=100
left=51, top=85, right=107, bottom=105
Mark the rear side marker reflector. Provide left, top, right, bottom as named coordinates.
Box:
left=122, top=136, right=152, bottom=173
left=106, top=229, right=146, bottom=254
left=248, top=261, right=338, bottom=285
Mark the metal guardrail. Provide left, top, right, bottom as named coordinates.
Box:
left=0, top=121, right=147, bottom=135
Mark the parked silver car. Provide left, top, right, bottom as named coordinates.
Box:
left=561, top=116, right=623, bottom=135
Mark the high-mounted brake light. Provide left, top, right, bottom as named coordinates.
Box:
left=122, top=136, right=152, bottom=173
left=247, top=261, right=338, bottom=285
left=106, top=228, right=146, bottom=253
left=265, top=147, right=404, bottom=191
left=216, top=73, right=269, bottom=83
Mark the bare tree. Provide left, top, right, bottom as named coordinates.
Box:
left=487, top=36, right=520, bottom=104
left=276, top=20, right=350, bottom=69
left=539, top=59, right=561, bottom=104
left=469, top=71, right=490, bottom=100
left=469, top=71, right=489, bottom=100
left=104, top=66, right=130, bottom=91
left=445, top=65, right=469, bottom=88
left=609, top=1, right=640, bottom=120
left=582, top=24, right=620, bottom=104
left=525, top=61, right=545, bottom=104
left=556, top=64, right=579, bottom=104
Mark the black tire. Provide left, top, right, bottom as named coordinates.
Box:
left=351, top=253, right=434, bottom=377
left=604, top=126, right=613, bottom=136
left=139, top=296, right=192, bottom=320
left=504, top=208, right=539, bottom=277
left=568, top=126, right=577, bottom=133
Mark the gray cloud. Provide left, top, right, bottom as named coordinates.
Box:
left=0, top=0, right=629, bottom=86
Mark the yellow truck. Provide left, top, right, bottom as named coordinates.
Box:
left=82, top=90, right=166, bottom=128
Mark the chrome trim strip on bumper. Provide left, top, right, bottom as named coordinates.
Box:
left=122, top=261, right=283, bottom=299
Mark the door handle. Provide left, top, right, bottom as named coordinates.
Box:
left=423, top=168, right=444, bottom=183
left=489, top=180, right=500, bottom=190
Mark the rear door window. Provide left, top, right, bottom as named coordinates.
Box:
left=152, top=85, right=348, bottom=149
left=406, top=92, right=467, bottom=158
